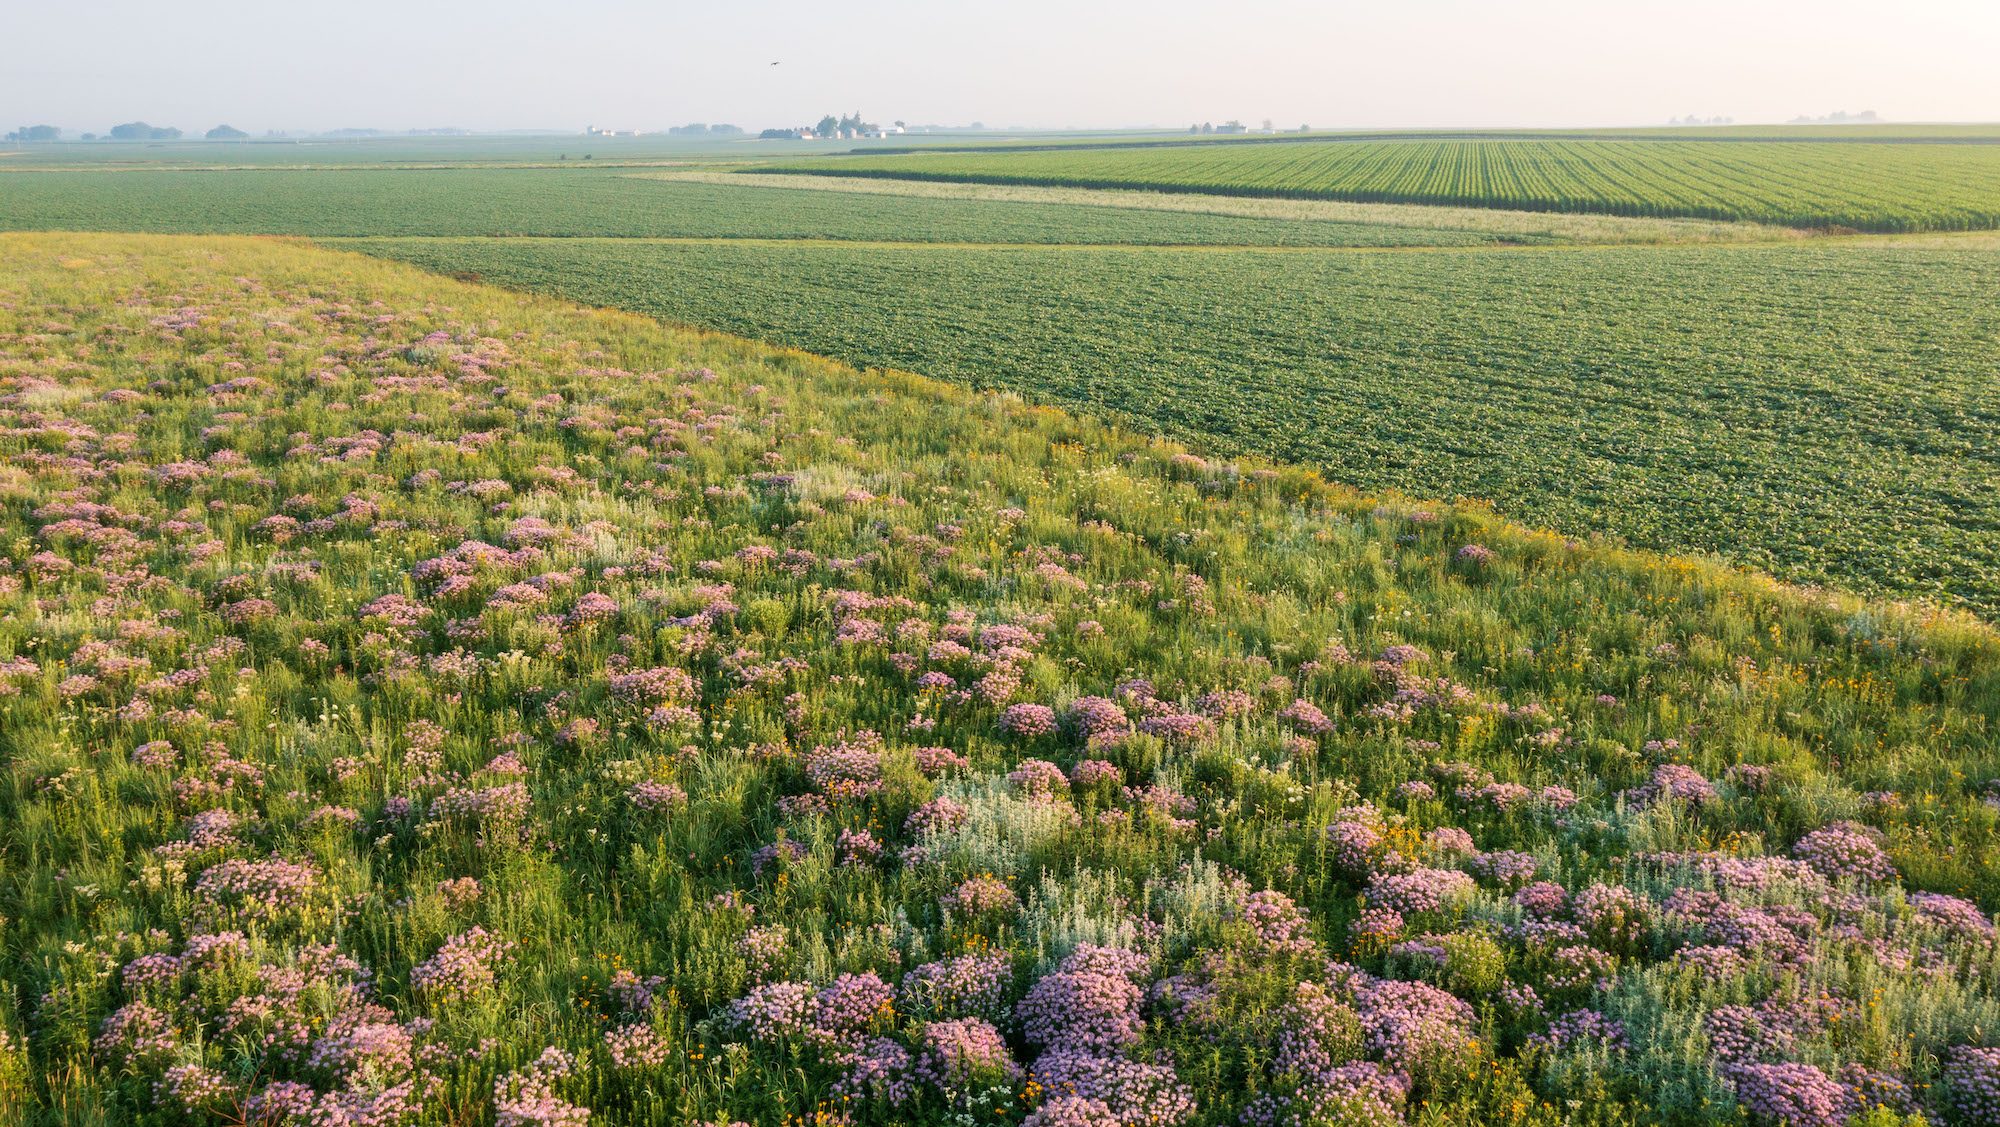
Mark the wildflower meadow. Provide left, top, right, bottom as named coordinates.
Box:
left=1, top=231, right=1998, bottom=1127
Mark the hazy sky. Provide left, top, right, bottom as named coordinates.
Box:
left=8, top=0, right=1997, bottom=134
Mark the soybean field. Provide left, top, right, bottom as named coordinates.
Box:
left=0, top=167, right=1511, bottom=246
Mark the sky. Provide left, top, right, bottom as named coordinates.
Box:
left=6, top=0, right=1997, bottom=135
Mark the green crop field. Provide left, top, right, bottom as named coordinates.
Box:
left=771, top=139, right=2000, bottom=231
left=345, top=234, right=2000, bottom=612
left=0, top=168, right=1514, bottom=246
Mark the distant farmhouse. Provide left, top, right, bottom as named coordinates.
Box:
left=760, top=114, right=901, bottom=141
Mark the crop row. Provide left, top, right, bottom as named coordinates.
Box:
left=772, top=140, right=2000, bottom=231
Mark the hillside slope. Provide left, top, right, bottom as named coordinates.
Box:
left=1, top=234, right=1997, bottom=1126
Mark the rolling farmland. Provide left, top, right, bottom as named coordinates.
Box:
left=772, top=138, right=2000, bottom=230
left=12, top=1, right=2000, bottom=1122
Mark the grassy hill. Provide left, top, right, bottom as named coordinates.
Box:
left=1, top=232, right=1997, bottom=1126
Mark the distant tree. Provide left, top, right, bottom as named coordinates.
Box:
left=109, top=122, right=180, bottom=141
left=6, top=124, right=60, bottom=142
left=81, top=132, right=97, bottom=141
left=1261, top=118, right=1273, bottom=132
left=815, top=115, right=839, bottom=137
left=1189, top=123, right=1200, bottom=134
left=710, top=123, right=744, bottom=136
left=205, top=124, right=248, bottom=140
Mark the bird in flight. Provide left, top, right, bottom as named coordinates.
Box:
left=770, top=61, right=781, bottom=66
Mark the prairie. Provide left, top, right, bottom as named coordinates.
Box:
left=2, top=232, right=1998, bottom=1127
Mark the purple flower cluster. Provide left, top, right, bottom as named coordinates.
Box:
left=1277, top=698, right=1333, bottom=735
left=1466, top=850, right=1539, bottom=888
left=729, top=980, right=813, bottom=1041
left=1324, top=819, right=1386, bottom=876
left=410, top=927, right=515, bottom=996
left=1017, top=945, right=1150, bottom=1053
left=1068, top=695, right=1130, bottom=742
left=912, top=1017, right=1019, bottom=1092
left=192, top=855, right=319, bottom=923
left=1009, top=757, right=1071, bottom=801
left=1944, top=1045, right=2000, bottom=1124
left=1572, top=883, right=1650, bottom=949
left=1704, top=995, right=1845, bottom=1066
left=1234, top=889, right=1320, bottom=956
left=1341, top=968, right=1478, bottom=1073
left=492, top=1047, right=590, bottom=1127
left=1530, top=1009, right=1628, bottom=1052
left=600, top=1023, right=672, bottom=1071
left=1001, top=702, right=1061, bottom=738
left=806, top=971, right=897, bottom=1048
left=900, top=952, right=1015, bottom=1022
left=1024, top=1095, right=1122, bottom=1127
left=1365, top=868, right=1475, bottom=916
left=803, top=731, right=886, bottom=801
left=1791, top=822, right=1897, bottom=883
left=625, top=779, right=687, bottom=811
left=945, top=873, right=1019, bottom=916
left=1628, top=763, right=1717, bottom=807
left=1909, top=891, right=1997, bottom=940
left=905, top=796, right=970, bottom=836
left=1029, top=1050, right=1196, bottom=1127
left=1725, top=1062, right=1849, bottom=1127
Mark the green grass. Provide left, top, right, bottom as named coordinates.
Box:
left=3, top=232, right=1999, bottom=1127
left=770, top=139, right=2000, bottom=231
left=344, top=234, right=2000, bottom=613
left=0, top=168, right=1509, bottom=246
